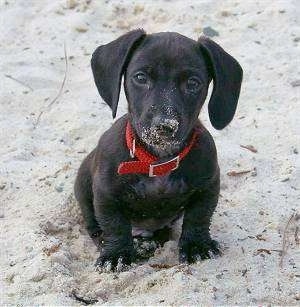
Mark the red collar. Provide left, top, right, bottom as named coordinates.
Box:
left=117, top=122, right=199, bottom=177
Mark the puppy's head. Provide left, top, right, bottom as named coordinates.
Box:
left=91, top=29, right=243, bottom=155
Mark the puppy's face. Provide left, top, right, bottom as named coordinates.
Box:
left=125, top=33, right=210, bottom=155
left=91, top=30, right=242, bottom=155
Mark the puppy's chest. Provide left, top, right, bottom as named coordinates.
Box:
left=122, top=175, right=192, bottom=218
left=132, top=175, right=188, bottom=198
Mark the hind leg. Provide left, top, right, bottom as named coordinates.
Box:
left=74, top=154, right=102, bottom=244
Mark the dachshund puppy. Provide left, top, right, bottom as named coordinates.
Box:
left=74, top=29, right=243, bottom=268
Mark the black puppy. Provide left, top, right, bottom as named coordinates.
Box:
left=74, top=29, right=242, bottom=268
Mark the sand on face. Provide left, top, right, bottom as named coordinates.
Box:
left=1, top=0, right=299, bottom=305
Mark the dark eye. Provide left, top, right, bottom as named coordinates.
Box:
left=133, top=72, right=148, bottom=85
left=186, top=77, right=202, bottom=92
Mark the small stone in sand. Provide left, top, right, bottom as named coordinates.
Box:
left=75, top=25, right=88, bottom=33
left=133, top=5, right=144, bottom=15
left=55, top=183, right=64, bottom=192
left=5, top=273, right=15, bottom=284
left=203, top=26, right=219, bottom=37
left=29, top=269, right=46, bottom=282
left=42, top=221, right=60, bottom=234
left=221, top=11, right=231, bottom=17
left=290, top=80, right=300, bottom=87
left=66, top=0, right=78, bottom=9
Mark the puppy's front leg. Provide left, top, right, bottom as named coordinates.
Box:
left=94, top=196, right=134, bottom=268
left=179, top=179, right=221, bottom=263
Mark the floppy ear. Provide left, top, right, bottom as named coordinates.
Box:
left=198, top=36, right=243, bottom=130
left=91, top=29, right=146, bottom=118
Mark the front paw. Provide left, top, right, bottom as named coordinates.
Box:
left=179, top=239, right=221, bottom=263
left=95, top=247, right=135, bottom=270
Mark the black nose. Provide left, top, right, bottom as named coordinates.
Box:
left=152, top=118, right=179, bottom=136
left=157, top=123, right=176, bottom=135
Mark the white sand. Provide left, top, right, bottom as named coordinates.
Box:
left=1, top=0, right=299, bottom=305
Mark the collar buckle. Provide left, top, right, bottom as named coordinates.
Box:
left=129, top=139, right=136, bottom=158
left=149, top=155, right=180, bottom=177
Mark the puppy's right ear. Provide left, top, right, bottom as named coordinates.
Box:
left=91, top=29, right=146, bottom=118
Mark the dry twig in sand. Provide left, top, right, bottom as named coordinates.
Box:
left=33, top=43, right=68, bottom=128
left=295, top=226, right=299, bottom=245
left=149, top=263, right=176, bottom=269
left=279, top=212, right=299, bottom=268
left=240, top=144, right=258, bottom=153
left=4, top=74, right=34, bottom=91
left=227, top=170, right=252, bottom=176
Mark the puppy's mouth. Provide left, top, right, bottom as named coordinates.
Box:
left=142, top=128, right=179, bottom=144
left=140, top=120, right=181, bottom=156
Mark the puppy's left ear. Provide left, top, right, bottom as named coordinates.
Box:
left=198, top=36, right=243, bottom=130
left=91, top=29, right=146, bottom=118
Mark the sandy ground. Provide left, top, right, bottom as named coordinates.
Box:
left=1, top=0, right=300, bottom=305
